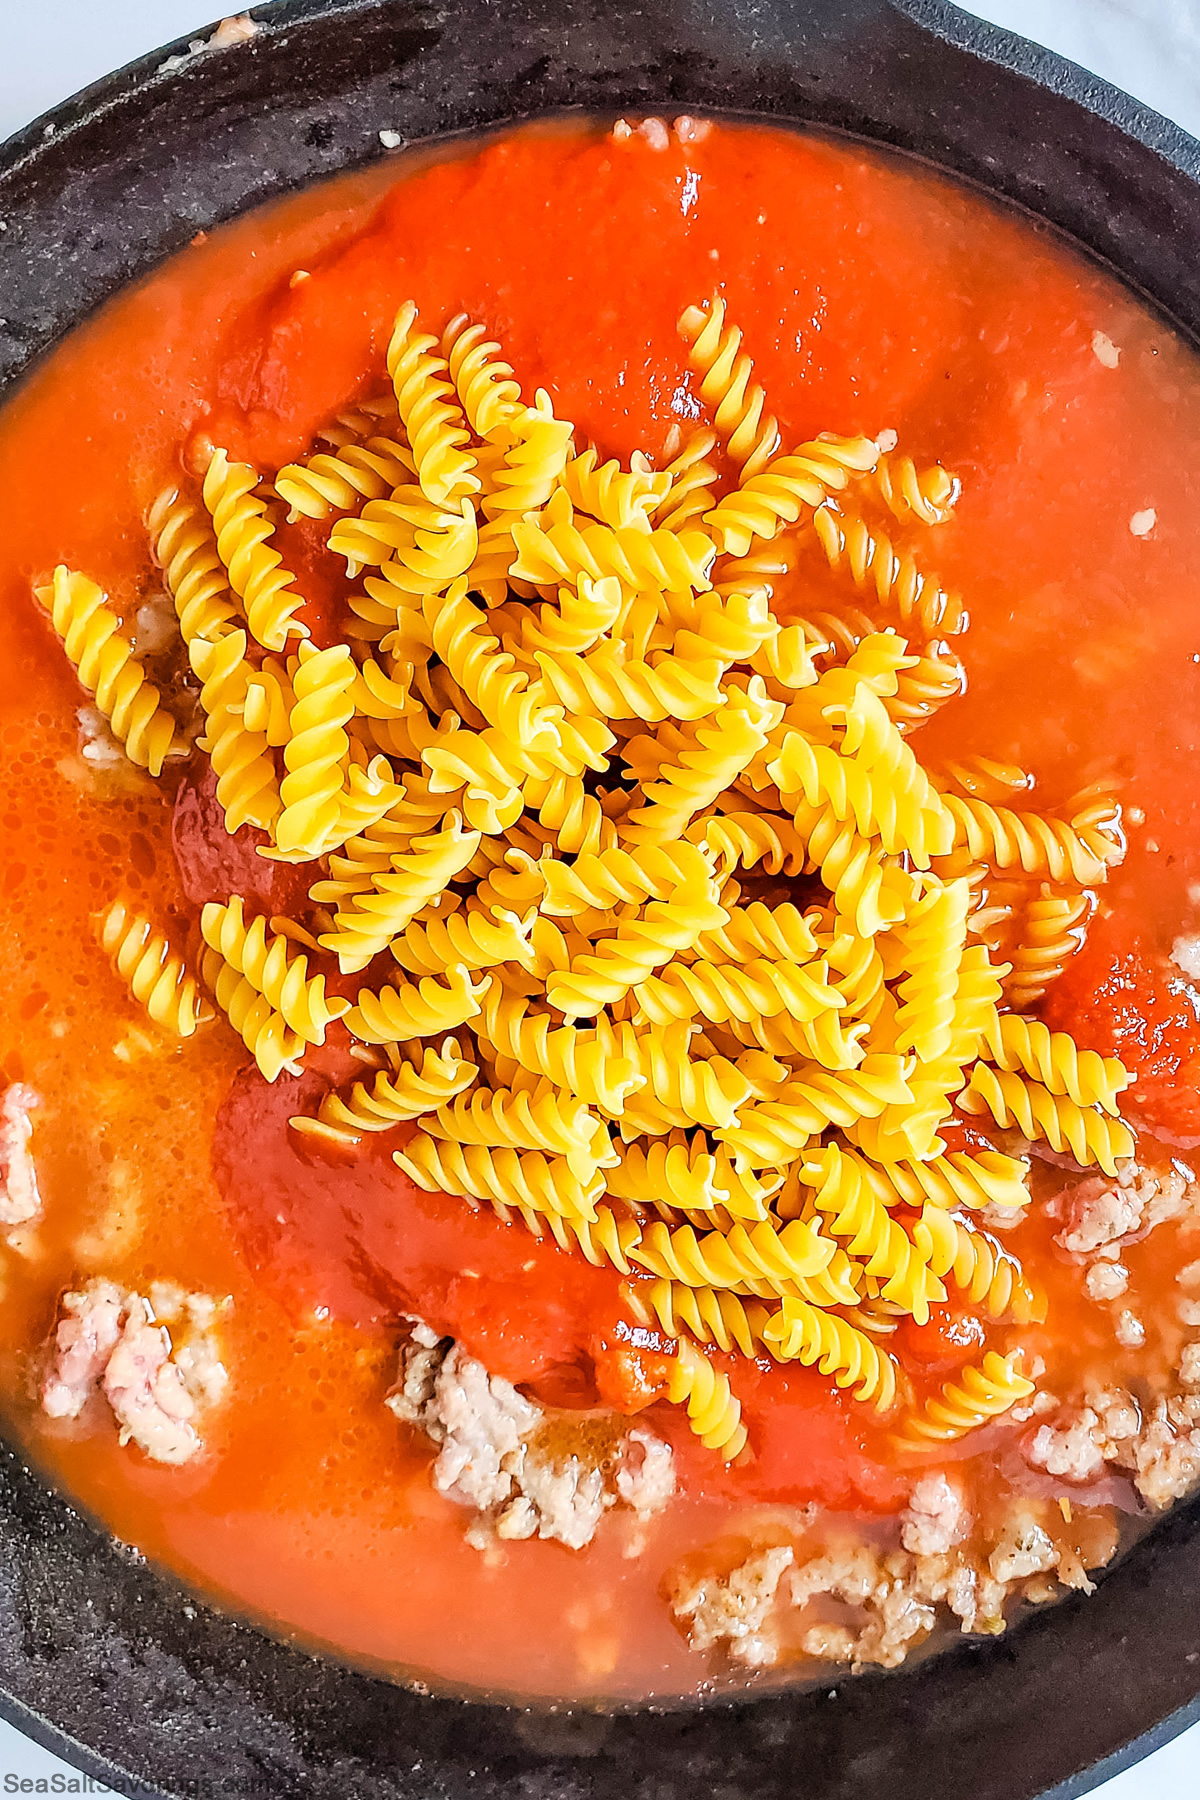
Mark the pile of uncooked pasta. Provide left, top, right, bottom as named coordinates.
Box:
left=39, top=293, right=1133, bottom=1458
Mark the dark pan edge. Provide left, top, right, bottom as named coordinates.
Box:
left=898, top=0, right=1200, bottom=172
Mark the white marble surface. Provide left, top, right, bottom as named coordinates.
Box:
left=0, top=0, right=1199, bottom=1794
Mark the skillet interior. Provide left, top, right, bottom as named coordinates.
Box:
left=2, top=1, right=1200, bottom=1793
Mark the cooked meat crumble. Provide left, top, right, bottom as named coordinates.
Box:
left=42, top=1278, right=229, bottom=1465
left=0, top=1084, right=42, bottom=1226
left=387, top=1320, right=674, bottom=1550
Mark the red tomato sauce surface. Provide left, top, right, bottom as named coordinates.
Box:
left=2, top=118, right=1200, bottom=1700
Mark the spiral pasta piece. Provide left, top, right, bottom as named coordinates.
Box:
left=188, top=630, right=281, bottom=833
left=686, top=901, right=821, bottom=967
left=395, top=1132, right=602, bottom=1222
left=386, top=301, right=479, bottom=507
left=606, top=1139, right=730, bottom=1214
left=959, top=1063, right=1134, bottom=1175
left=666, top=1338, right=747, bottom=1458
left=388, top=896, right=535, bottom=977
left=509, top=574, right=624, bottom=657
left=293, top=1039, right=479, bottom=1144
left=147, top=489, right=239, bottom=653
left=910, top=1206, right=1046, bottom=1324
left=327, top=483, right=453, bottom=566
left=769, top=725, right=951, bottom=868
left=342, top=506, right=480, bottom=608
left=763, top=1299, right=898, bottom=1411
left=199, top=947, right=304, bottom=1082
left=619, top=1021, right=753, bottom=1133
left=202, top=449, right=310, bottom=651
left=37, top=568, right=181, bottom=775
left=629, top=1215, right=841, bottom=1299
left=886, top=644, right=966, bottom=733
left=1004, top=890, right=1092, bottom=1009
left=200, top=897, right=348, bottom=1046
left=423, top=580, right=560, bottom=748
left=511, top=504, right=715, bottom=596
left=536, top=644, right=727, bottom=723
left=274, top=436, right=415, bottom=521
left=443, top=315, right=524, bottom=443
left=420, top=726, right=529, bottom=833
left=633, top=954, right=843, bottom=1030
left=983, top=1011, right=1130, bottom=1113
left=788, top=800, right=916, bottom=938
left=800, top=1144, right=944, bottom=1322
left=856, top=452, right=959, bottom=527
left=316, top=811, right=483, bottom=974
left=547, top=885, right=728, bottom=1018
left=240, top=657, right=294, bottom=746
left=539, top=841, right=713, bottom=918
left=333, top=753, right=405, bottom=843
left=810, top=502, right=964, bottom=640
left=522, top=773, right=614, bottom=858
left=343, top=965, right=489, bottom=1045
left=477, top=983, right=643, bottom=1115
left=836, top=680, right=951, bottom=838
left=716, top=1055, right=915, bottom=1164
left=892, top=1350, right=1034, bottom=1450
left=271, top=641, right=358, bottom=858
left=424, top=1081, right=610, bottom=1182
left=480, top=394, right=574, bottom=524
left=691, top=811, right=810, bottom=879
left=560, top=445, right=670, bottom=528
left=942, top=792, right=1123, bottom=886
left=626, top=1279, right=773, bottom=1358
left=678, top=298, right=779, bottom=478
left=98, top=900, right=208, bottom=1037
left=861, top=1149, right=1030, bottom=1214
left=891, top=878, right=971, bottom=1062
left=668, top=584, right=781, bottom=669
left=653, top=427, right=720, bottom=530
left=317, top=391, right=399, bottom=446
left=491, top=1202, right=643, bottom=1273
left=705, top=434, right=880, bottom=557
left=623, top=682, right=777, bottom=844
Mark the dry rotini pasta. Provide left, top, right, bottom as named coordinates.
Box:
left=762, top=1298, right=899, bottom=1411
left=854, top=451, right=959, bottom=528
left=810, top=500, right=966, bottom=639
left=274, top=436, right=415, bottom=521
left=200, top=897, right=349, bottom=1050
left=1003, top=888, right=1092, bottom=1008
left=959, top=1062, right=1134, bottom=1176
left=48, top=291, right=1136, bottom=1471
left=147, top=488, right=240, bottom=654
left=909, top=1206, right=1046, bottom=1324
left=98, top=900, right=209, bottom=1038
left=291, top=1038, right=478, bottom=1144
left=892, top=1351, right=1034, bottom=1451
left=665, top=1338, right=747, bottom=1459
left=703, top=433, right=880, bottom=556
left=202, top=449, right=310, bottom=652
left=386, top=301, right=479, bottom=508
left=37, top=567, right=182, bottom=775
left=678, top=297, right=779, bottom=479
left=625, top=1279, right=774, bottom=1358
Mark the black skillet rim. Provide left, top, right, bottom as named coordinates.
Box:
left=2, top=1, right=1200, bottom=1795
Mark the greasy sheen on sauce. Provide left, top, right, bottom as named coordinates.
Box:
left=2, top=118, right=1200, bottom=1702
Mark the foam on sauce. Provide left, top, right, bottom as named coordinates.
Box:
left=1, top=118, right=1200, bottom=1700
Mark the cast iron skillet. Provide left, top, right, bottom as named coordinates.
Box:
left=3, top=1, right=1200, bottom=1794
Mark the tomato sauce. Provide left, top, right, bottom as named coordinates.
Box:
left=2, top=118, right=1200, bottom=1700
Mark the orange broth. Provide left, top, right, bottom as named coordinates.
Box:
left=2, top=117, right=1200, bottom=1701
